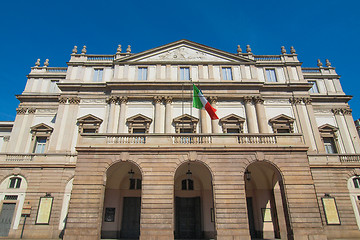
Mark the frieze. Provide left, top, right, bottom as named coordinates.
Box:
left=37, top=108, right=57, bottom=113
left=313, top=109, right=332, bottom=114
left=68, top=97, right=80, bottom=104
left=264, top=99, right=290, bottom=104
left=289, top=97, right=302, bottom=104
left=81, top=99, right=106, bottom=104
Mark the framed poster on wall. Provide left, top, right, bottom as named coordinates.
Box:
left=322, top=195, right=341, bottom=225
left=35, top=195, right=54, bottom=225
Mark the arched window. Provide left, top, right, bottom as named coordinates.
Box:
left=9, top=177, right=22, bottom=189
left=353, top=177, right=360, bottom=188
left=348, top=176, right=360, bottom=229
left=181, top=179, right=194, bottom=190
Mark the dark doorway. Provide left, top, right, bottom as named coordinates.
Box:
left=0, top=203, right=16, bottom=237
left=175, top=197, right=201, bottom=239
left=121, top=197, right=141, bottom=239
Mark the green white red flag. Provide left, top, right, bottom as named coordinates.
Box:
left=193, top=84, right=219, bottom=120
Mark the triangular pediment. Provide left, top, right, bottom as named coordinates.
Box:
left=77, top=114, right=103, bottom=124
left=116, top=40, right=254, bottom=64
left=219, top=114, right=245, bottom=123
left=269, top=114, right=294, bottom=123
left=30, top=123, right=53, bottom=132
left=127, top=114, right=152, bottom=123
left=173, top=114, right=199, bottom=123
left=319, top=124, right=338, bottom=132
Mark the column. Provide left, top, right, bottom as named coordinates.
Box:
left=290, top=97, right=314, bottom=150
left=153, top=96, right=162, bottom=133
left=106, top=96, right=117, bottom=133
left=303, top=98, right=325, bottom=152
left=67, top=97, right=80, bottom=153
left=244, top=96, right=257, bottom=133
left=117, top=96, right=128, bottom=133
left=200, top=109, right=208, bottom=133
left=342, top=108, right=360, bottom=153
left=209, top=96, right=219, bottom=133
left=23, top=108, right=36, bottom=153
left=50, top=97, right=68, bottom=151
left=164, top=96, right=172, bottom=133
left=333, top=108, right=354, bottom=153
left=254, top=97, right=268, bottom=133
left=8, top=107, right=27, bottom=152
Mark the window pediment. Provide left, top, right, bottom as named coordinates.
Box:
left=30, top=123, right=53, bottom=136
left=219, top=114, right=245, bottom=133
left=173, top=114, right=199, bottom=133
left=77, top=114, right=103, bottom=133
left=127, top=114, right=152, bottom=133
left=318, top=124, right=338, bottom=137
left=269, top=114, right=295, bottom=133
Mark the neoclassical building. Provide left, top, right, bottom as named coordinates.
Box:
left=1, top=40, right=360, bottom=240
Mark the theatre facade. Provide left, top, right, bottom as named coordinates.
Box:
left=1, top=40, right=360, bottom=240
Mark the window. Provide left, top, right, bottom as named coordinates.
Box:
left=93, top=69, right=103, bottom=82
left=127, top=114, right=152, bottom=133
left=173, top=114, right=199, bottom=133
left=180, top=67, right=190, bottom=80
left=138, top=67, right=148, bottom=80
left=34, top=137, right=47, bottom=153
left=353, top=178, right=360, bottom=188
left=30, top=123, right=53, bottom=154
left=77, top=114, right=103, bottom=134
left=219, top=114, right=245, bottom=133
left=129, top=179, right=142, bottom=190
left=309, top=81, right=319, bottom=93
left=324, top=137, right=337, bottom=154
left=269, top=114, right=295, bottom=133
left=222, top=67, right=233, bottom=80
left=181, top=179, right=194, bottom=190
left=9, top=177, right=22, bottom=189
left=265, top=69, right=277, bottom=82
left=318, top=124, right=339, bottom=154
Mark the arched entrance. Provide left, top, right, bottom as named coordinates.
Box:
left=101, top=161, right=142, bottom=239
left=174, top=161, right=216, bottom=239
left=245, top=161, right=292, bottom=240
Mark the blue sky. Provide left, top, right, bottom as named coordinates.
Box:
left=0, top=0, right=359, bottom=121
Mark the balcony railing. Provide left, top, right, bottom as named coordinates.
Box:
left=308, top=154, right=360, bottom=165
left=79, top=133, right=304, bottom=147
left=0, top=153, right=77, bottom=164
left=254, top=55, right=282, bottom=61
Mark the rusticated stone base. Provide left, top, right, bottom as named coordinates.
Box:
left=139, top=229, right=174, bottom=240
left=216, top=229, right=251, bottom=240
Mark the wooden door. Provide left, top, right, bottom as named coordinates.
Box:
left=121, top=197, right=141, bottom=239
left=175, top=197, right=201, bottom=239
left=0, top=203, right=16, bottom=237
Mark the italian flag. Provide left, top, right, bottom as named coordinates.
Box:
left=193, top=84, right=219, bottom=120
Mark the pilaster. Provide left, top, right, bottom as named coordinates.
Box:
left=342, top=108, right=360, bottom=153
left=106, top=96, right=117, bottom=133
left=332, top=108, right=355, bottom=153
left=303, top=98, right=325, bottom=152
left=117, top=96, right=128, bottom=133
left=244, top=96, right=257, bottom=133
left=254, top=97, right=268, bottom=133
left=153, top=96, right=162, bottom=133
left=164, top=97, right=173, bottom=133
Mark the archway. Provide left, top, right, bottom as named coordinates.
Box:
left=174, top=161, right=216, bottom=239
left=245, top=161, right=291, bottom=240
left=101, top=161, right=142, bottom=239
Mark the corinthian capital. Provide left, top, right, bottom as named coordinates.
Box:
left=164, top=96, right=173, bottom=104
left=342, top=108, right=352, bottom=115
left=119, top=96, right=128, bottom=104
left=331, top=108, right=342, bottom=115
left=253, top=96, right=264, bottom=104
left=208, top=96, right=218, bottom=105
left=243, top=96, right=253, bottom=104
left=289, top=97, right=302, bottom=105
left=302, top=97, right=312, bottom=105
left=106, top=96, right=118, bottom=104
left=68, top=97, right=80, bottom=104
left=16, top=108, right=27, bottom=114
left=153, top=96, right=162, bottom=104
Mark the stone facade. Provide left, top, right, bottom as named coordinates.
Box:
left=1, top=40, right=360, bottom=239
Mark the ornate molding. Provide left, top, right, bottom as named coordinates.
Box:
left=81, top=99, right=106, bottom=104
left=253, top=96, right=264, bottom=104
left=106, top=96, right=118, bottom=104
left=119, top=96, right=128, bottom=104
left=27, top=108, right=36, bottom=114
left=68, top=97, right=80, bottom=104
left=208, top=96, right=218, bottom=105
left=164, top=96, right=173, bottom=104
left=16, top=108, right=27, bottom=114
left=331, top=108, right=342, bottom=115
left=302, top=97, right=312, bottom=105
left=3, top=136, right=10, bottom=142
left=243, top=96, right=253, bottom=104
left=342, top=108, right=352, bottom=115
left=289, top=97, right=302, bottom=105
left=153, top=96, right=162, bottom=104
left=313, top=109, right=332, bottom=114
left=59, top=97, right=68, bottom=104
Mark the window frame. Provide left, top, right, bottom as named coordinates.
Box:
left=77, top=114, right=103, bottom=134
left=93, top=68, right=104, bottom=82
left=221, top=67, right=233, bottom=80
left=318, top=124, right=339, bottom=154
left=173, top=114, right=199, bottom=133
left=179, top=67, right=191, bottom=81
left=126, top=114, right=153, bottom=134
left=137, top=67, right=148, bottom=80
left=30, top=123, right=53, bottom=154
left=219, top=114, right=245, bottom=133
left=9, top=177, right=22, bottom=189
left=265, top=68, right=278, bottom=83
left=269, top=114, right=295, bottom=134
left=181, top=179, right=194, bottom=190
